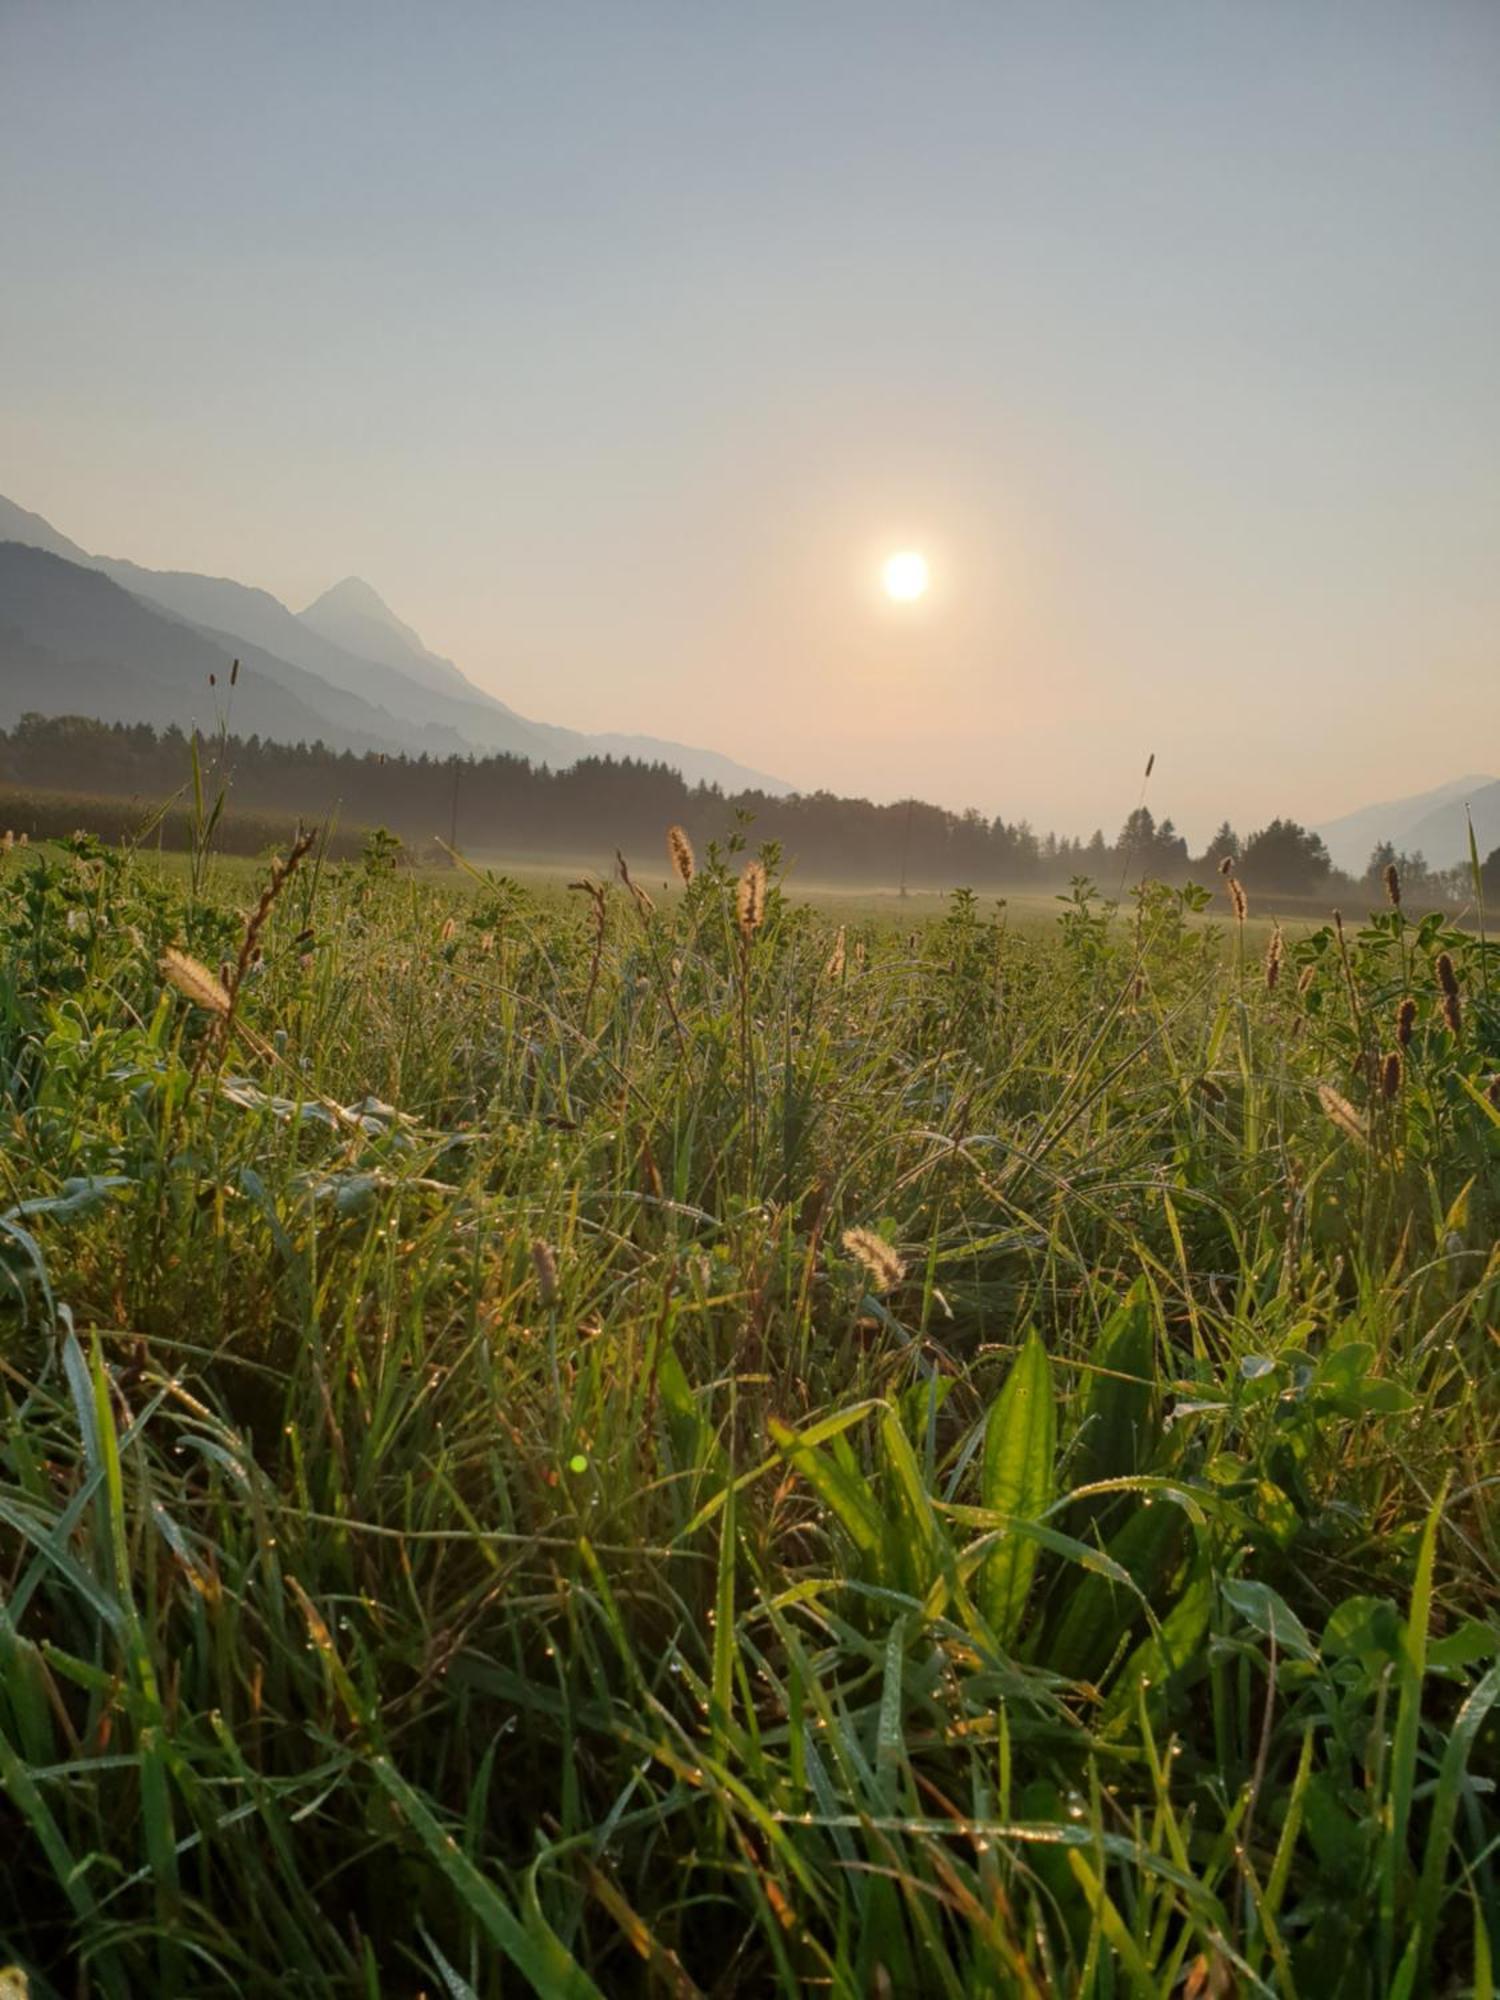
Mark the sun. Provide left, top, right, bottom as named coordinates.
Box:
left=882, top=549, right=929, bottom=602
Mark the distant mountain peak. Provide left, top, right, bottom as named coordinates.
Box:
left=0, top=489, right=791, bottom=798
left=304, top=575, right=405, bottom=626
left=297, top=573, right=485, bottom=702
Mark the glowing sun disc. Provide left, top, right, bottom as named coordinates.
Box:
left=882, top=550, right=929, bottom=601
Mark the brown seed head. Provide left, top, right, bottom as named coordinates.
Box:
left=737, top=858, right=767, bottom=939
left=1381, top=1050, right=1402, bottom=1100
left=1396, top=996, right=1416, bottom=1047
left=1227, top=876, right=1248, bottom=922
left=1218, top=854, right=1235, bottom=876
left=1382, top=861, right=1401, bottom=908
left=530, top=1237, right=558, bottom=1306
left=841, top=1226, right=905, bottom=1293
left=1436, top=951, right=1459, bottom=999
left=1265, top=927, right=1284, bottom=991
left=1297, top=963, right=1317, bottom=997
left=825, top=925, right=847, bottom=980
left=666, top=824, right=695, bottom=886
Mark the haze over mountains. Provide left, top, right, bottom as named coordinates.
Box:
left=1314, top=775, right=1500, bottom=875
left=0, top=489, right=1494, bottom=869
left=0, top=494, right=787, bottom=795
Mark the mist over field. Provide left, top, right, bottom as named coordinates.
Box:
left=0, top=6, right=1497, bottom=1996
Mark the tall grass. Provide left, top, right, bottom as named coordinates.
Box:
left=0, top=831, right=1496, bottom=1995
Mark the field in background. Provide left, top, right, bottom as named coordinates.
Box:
left=3, top=779, right=1462, bottom=936
left=1, top=826, right=1496, bottom=1995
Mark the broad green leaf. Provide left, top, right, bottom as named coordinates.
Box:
left=978, top=1331, right=1055, bottom=1645
left=1073, top=1281, right=1158, bottom=1495
left=769, top=1415, right=885, bottom=1574
left=1221, top=1577, right=1317, bottom=1661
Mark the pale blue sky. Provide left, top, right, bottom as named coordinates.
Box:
left=2, top=1, right=1496, bottom=841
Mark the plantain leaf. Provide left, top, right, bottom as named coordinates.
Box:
left=1072, top=1281, right=1158, bottom=1496
left=978, top=1331, right=1056, bottom=1645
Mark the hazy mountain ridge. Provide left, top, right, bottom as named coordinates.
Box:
left=0, top=543, right=411, bottom=753
left=1316, top=774, right=1498, bottom=872
left=299, top=576, right=490, bottom=703
left=0, top=495, right=789, bottom=793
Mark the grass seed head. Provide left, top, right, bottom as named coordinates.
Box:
left=667, top=824, right=695, bottom=886
left=1382, top=861, right=1401, bottom=907
left=1396, top=995, right=1417, bottom=1046
left=825, top=925, right=847, bottom=980
left=1317, top=1082, right=1368, bottom=1145
left=841, top=1226, right=904, bottom=1293
left=1227, top=876, right=1248, bottom=922
left=160, top=947, right=231, bottom=1016
left=530, top=1237, right=558, bottom=1305
left=737, top=858, right=767, bottom=940
left=1265, top=926, right=1284, bottom=991
left=1381, top=1049, right=1402, bottom=1099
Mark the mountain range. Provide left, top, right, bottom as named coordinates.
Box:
left=1315, top=774, right=1500, bottom=875
left=1, top=491, right=1493, bottom=867
left=0, top=494, right=787, bottom=794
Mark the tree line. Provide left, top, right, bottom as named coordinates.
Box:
left=2, top=712, right=1490, bottom=901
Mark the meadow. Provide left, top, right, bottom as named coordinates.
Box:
left=0, top=823, right=1496, bottom=1997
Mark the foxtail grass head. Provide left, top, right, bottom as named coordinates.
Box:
left=737, top=859, right=767, bottom=940
left=1317, top=1082, right=1368, bottom=1147
left=667, top=824, right=695, bottom=887
left=841, top=1226, right=904, bottom=1293
left=160, top=948, right=231, bottom=1017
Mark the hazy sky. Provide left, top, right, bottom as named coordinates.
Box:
left=2, top=1, right=1497, bottom=844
